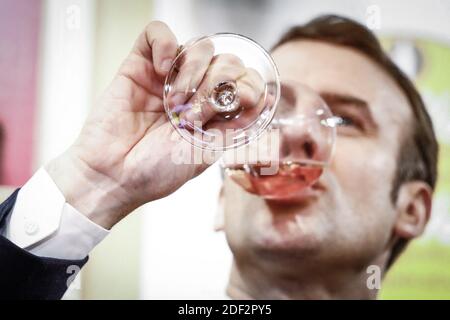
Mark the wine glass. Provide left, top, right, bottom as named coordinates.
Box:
left=163, top=33, right=280, bottom=151
left=221, top=81, right=337, bottom=201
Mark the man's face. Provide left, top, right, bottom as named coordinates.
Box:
left=222, top=40, right=413, bottom=269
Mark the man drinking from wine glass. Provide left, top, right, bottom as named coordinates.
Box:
left=0, top=15, right=438, bottom=300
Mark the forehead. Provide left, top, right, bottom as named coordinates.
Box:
left=271, top=40, right=412, bottom=131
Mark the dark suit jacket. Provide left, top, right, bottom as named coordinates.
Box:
left=0, top=190, right=88, bottom=300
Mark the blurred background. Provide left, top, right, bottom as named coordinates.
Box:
left=0, top=0, right=449, bottom=299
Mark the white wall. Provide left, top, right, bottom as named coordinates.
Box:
left=36, top=0, right=95, bottom=167
left=140, top=166, right=231, bottom=299
left=36, top=0, right=96, bottom=299
left=153, top=0, right=450, bottom=49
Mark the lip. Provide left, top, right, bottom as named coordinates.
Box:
left=264, top=181, right=325, bottom=204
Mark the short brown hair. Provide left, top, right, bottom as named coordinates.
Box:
left=272, top=15, right=439, bottom=269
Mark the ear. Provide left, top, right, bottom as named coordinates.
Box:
left=394, top=181, right=432, bottom=239
left=213, top=185, right=225, bottom=232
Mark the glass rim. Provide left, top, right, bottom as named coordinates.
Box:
left=163, top=33, right=281, bottom=152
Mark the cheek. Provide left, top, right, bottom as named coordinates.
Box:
left=329, top=139, right=398, bottom=247
left=222, top=179, right=266, bottom=240
left=331, top=139, right=397, bottom=204
left=223, top=178, right=290, bottom=253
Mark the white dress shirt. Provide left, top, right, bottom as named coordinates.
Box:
left=0, top=168, right=109, bottom=260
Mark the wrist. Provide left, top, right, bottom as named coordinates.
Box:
left=45, top=150, right=136, bottom=229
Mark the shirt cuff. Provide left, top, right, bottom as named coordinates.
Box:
left=4, top=168, right=109, bottom=260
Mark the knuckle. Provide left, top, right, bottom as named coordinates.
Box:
left=246, top=67, right=262, bottom=79
left=198, top=39, right=215, bottom=54
left=180, top=55, right=202, bottom=73
left=216, top=53, right=244, bottom=67
left=158, top=37, right=176, bottom=52
left=245, top=69, right=265, bottom=90
left=147, top=20, right=167, bottom=31
left=210, top=66, right=239, bottom=82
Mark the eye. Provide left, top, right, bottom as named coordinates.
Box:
left=334, top=115, right=356, bottom=127
left=331, top=114, right=365, bottom=134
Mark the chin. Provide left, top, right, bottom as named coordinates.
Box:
left=249, top=222, right=322, bottom=259
left=227, top=192, right=331, bottom=259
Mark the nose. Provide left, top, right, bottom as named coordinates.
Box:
left=279, top=121, right=318, bottom=161
left=273, top=84, right=333, bottom=165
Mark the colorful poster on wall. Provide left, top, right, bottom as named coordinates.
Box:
left=0, top=0, right=41, bottom=187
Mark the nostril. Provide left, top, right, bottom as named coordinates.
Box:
left=280, top=139, right=290, bottom=158
left=280, top=133, right=316, bottom=160
left=303, top=141, right=315, bottom=159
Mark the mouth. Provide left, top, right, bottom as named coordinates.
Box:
left=265, top=181, right=325, bottom=205
left=226, top=162, right=327, bottom=204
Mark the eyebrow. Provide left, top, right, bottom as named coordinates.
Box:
left=319, top=92, right=368, bottom=108
left=319, top=91, right=379, bottom=132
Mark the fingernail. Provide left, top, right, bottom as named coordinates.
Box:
left=161, top=59, right=172, bottom=73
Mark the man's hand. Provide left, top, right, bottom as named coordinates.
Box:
left=46, top=21, right=217, bottom=229
left=45, top=21, right=265, bottom=229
